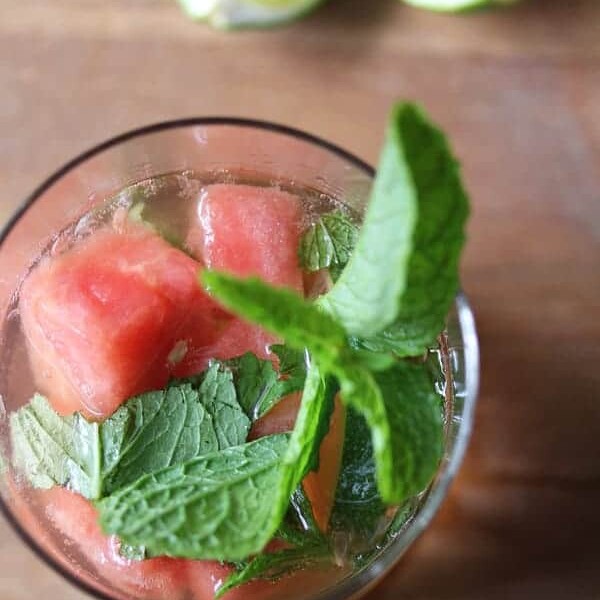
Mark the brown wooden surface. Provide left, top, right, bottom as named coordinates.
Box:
left=1, top=0, right=599, bottom=598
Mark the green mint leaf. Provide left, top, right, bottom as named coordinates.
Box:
left=299, top=211, right=359, bottom=279
left=11, top=364, right=250, bottom=500
left=330, top=407, right=386, bottom=538
left=333, top=360, right=443, bottom=504
left=374, top=360, right=444, bottom=498
left=102, top=365, right=250, bottom=494
left=267, top=364, right=337, bottom=537
left=10, top=394, right=101, bottom=499
left=226, top=348, right=306, bottom=421
left=216, top=541, right=331, bottom=599
left=227, top=353, right=279, bottom=420
left=219, top=487, right=331, bottom=598
left=97, top=434, right=289, bottom=562
left=354, top=499, right=419, bottom=570
left=385, top=500, right=418, bottom=541
left=196, top=363, right=252, bottom=450
left=202, top=272, right=348, bottom=369
left=318, top=105, right=419, bottom=337
left=322, top=103, right=469, bottom=353
left=332, top=364, right=396, bottom=502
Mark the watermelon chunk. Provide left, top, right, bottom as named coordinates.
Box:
left=185, top=184, right=304, bottom=367
left=189, top=184, right=304, bottom=291
left=20, top=226, right=230, bottom=418
left=42, top=487, right=188, bottom=600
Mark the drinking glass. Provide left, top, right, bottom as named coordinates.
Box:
left=0, top=119, right=479, bottom=600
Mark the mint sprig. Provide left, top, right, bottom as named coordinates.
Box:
left=199, top=100, right=466, bottom=509
left=201, top=272, right=442, bottom=505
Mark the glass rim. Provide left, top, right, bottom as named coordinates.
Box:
left=0, top=117, right=374, bottom=250
left=0, top=117, right=479, bottom=600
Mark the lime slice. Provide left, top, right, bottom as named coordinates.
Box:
left=178, top=0, right=327, bottom=29
left=401, top=0, right=519, bottom=12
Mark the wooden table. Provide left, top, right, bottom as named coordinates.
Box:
left=1, top=1, right=599, bottom=598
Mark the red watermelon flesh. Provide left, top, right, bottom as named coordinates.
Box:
left=187, top=552, right=336, bottom=600
left=183, top=184, right=304, bottom=369
left=20, top=226, right=230, bottom=418
left=42, top=487, right=188, bottom=600
left=189, top=184, right=304, bottom=292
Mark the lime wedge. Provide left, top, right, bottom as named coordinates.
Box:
left=401, top=0, right=519, bottom=12
left=178, top=0, right=327, bottom=29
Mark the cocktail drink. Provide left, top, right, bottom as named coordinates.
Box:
left=0, top=107, right=479, bottom=600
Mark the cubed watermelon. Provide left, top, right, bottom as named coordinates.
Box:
left=183, top=184, right=304, bottom=369
left=42, top=487, right=188, bottom=600
left=189, top=184, right=304, bottom=292
left=20, top=226, right=230, bottom=418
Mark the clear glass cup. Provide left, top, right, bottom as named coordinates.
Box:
left=0, top=120, right=479, bottom=600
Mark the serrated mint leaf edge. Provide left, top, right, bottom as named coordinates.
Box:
left=10, top=394, right=102, bottom=499
left=97, top=434, right=291, bottom=562
left=319, top=104, right=418, bottom=337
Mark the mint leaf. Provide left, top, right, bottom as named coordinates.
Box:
left=102, top=365, right=250, bottom=494
left=332, top=365, right=396, bottom=502
left=10, top=394, right=101, bottom=499
left=318, top=106, right=418, bottom=337
left=286, top=486, right=324, bottom=543
left=374, top=361, right=444, bottom=498
left=226, top=348, right=307, bottom=421
left=322, top=103, right=468, bottom=354
left=331, top=407, right=385, bottom=538
left=267, top=364, right=337, bottom=536
left=202, top=272, right=348, bottom=369
left=216, top=542, right=331, bottom=599
left=227, top=353, right=279, bottom=420
left=299, top=211, right=359, bottom=280
left=98, top=434, right=290, bottom=562
left=334, top=360, right=443, bottom=503
left=197, top=363, right=252, bottom=450
left=11, top=364, right=251, bottom=499
left=354, top=499, right=419, bottom=569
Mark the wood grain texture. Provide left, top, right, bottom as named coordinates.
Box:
left=1, top=0, right=599, bottom=599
